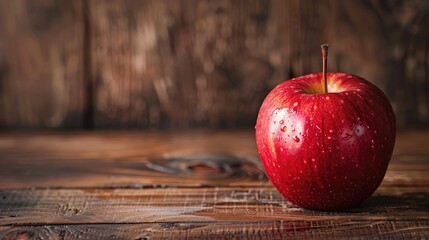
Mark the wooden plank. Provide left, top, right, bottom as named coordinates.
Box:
left=0, top=130, right=429, bottom=188
left=0, top=0, right=85, bottom=128
left=0, top=186, right=428, bottom=226
left=0, top=131, right=428, bottom=237
left=0, top=1, right=427, bottom=128
left=0, top=130, right=428, bottom=189
left=0, top=154, right=267, bottom=189
left=0, top=131, right=266, bottom=188
left=88, top=0, right=429, bottom=128
left=0, top=152, right=428, bottom=189
left=1, top=220, right=429, bottom=239
left=89, top=0, right=174, bottom=128
left=0, top=1, right=428, bottom=129
left=89, top=0, right=285, bottom=128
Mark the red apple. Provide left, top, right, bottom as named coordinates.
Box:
left=255, top=45, right=396, bottom=210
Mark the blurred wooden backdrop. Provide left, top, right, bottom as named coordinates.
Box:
left=0, top=0, right=428, bottom=129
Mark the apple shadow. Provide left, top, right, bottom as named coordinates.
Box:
left=345, top=192, right=429, bottom=214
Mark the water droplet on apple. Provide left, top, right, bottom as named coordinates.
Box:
left=280, top=126, right=287, bottom=132
left=293, top=136, right=300, bottom=143
left=279, top=120, right=284, bottom=124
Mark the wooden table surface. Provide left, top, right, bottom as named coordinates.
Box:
left=0, top=130, right=428, bottom=239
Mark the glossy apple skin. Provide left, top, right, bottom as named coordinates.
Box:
left=255, top=72, right=396, bottom=211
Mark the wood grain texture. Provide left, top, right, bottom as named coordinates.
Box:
left=0, top=0, right=428, bottom=128
left=0, top=130, right=429, bottom=238
left=88, top=0, right=429, bottom=128
left=0, top=131, right=263, bottom=188
left=0, top=186, right=428, bottom=226
left=2, top=220, right=428, bottom=239
left=0, top=0, right=85, bottom=128
left=89, top=0, right=172, bottom=128
left=0, top=130, right=428, bottom=189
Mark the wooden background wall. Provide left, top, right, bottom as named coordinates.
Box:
left=0, top=0, right=428, bottom=129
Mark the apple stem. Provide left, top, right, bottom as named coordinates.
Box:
left=321, top=44, right=329, bottom=93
